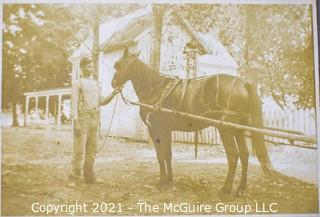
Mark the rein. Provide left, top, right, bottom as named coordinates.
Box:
left=97, top=94, right=119, bottom=154
left=120, top=89, right=133, bottom=106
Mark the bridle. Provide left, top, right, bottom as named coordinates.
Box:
left=113, top=56, right=137, bottom=87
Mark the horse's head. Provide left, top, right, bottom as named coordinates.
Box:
left=112, top=47, right=139, bottom=88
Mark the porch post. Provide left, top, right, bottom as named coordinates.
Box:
left=24, top=96, right=29, bottom=126
left=35, top=96, right=39, bottom=113
left=57, top=94, right=62, bottom=126
left=45, top=95, right=50, bottom=123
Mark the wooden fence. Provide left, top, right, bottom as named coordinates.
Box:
left=172, top=108, right=317, bottom=145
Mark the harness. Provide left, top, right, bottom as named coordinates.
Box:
left=144, top=75, right=244, bottom=126
left=201, top=75, right=250, bottom=121
left=155, top=77, right=182, bottom=108
left=116, top=57, right=246, bottom=125
left=143, top=76, right=187, bottom=127
left=220, top=76, right=239, bottom=121
left=178, top=79, right=190, bottom=110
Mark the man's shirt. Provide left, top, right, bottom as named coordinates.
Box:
left=72, top=76, right=99, bottom=119
left=72, top=76, right=117, bottom=120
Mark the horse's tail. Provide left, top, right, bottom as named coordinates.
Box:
left=246, top=83, right=273, bottom=174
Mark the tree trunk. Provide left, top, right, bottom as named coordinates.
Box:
left=11, top=73, right=20, bottom=127
left=91, top=8, right=101, bottom=137
left=243, top=5, right=254, bottom=81
left=12, top=100, right=19, bottom=127
left=151, top=5, right=164, bottom=73
left=92, top=14, right=100, bottom=80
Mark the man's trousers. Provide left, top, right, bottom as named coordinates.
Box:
left=71, top=112, right=98, bottom=181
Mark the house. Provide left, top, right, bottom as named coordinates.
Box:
left=69, top=7, right=238, bottom=140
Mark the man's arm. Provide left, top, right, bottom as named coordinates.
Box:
left=100, top=87, right=121, bottom=106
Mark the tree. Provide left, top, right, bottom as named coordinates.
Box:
left=180, top=4, right=314, bottom=109
left=68, top=4, right=143, bottom=79
left=150, top=4, right=165, bottom=72
left=3, top=4, right=143, bottom=127
left=2, top=4, right=81, bottom=126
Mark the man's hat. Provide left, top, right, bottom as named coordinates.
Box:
left=80, top=57, right=92, bottom=69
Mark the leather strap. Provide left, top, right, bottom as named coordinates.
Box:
left=177, top=79, right=190, bottom=110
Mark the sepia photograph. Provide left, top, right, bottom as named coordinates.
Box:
left=1, top=0, right=319, bottom=216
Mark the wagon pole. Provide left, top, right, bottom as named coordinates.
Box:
left=242, top=132, right=317, bottom=150
left=120, top=93, right=317, bottom=145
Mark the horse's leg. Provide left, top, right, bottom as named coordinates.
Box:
left=219, top=129, right=239, bottom=195
left=235, top=130, right=249, bottom=196
left=165, top=133, right=173, bottom=183
left=148, top=127, right=169, bottom=186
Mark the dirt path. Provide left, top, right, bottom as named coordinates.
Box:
left=1, top=127, right=318, bottom=215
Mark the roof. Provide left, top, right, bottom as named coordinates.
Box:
left=24, top=87, right=71, bottom=97
left=100, top=10, right=212, bottom=55
left=70, top=7, right=213, bottom=60
left=101, top=13, right=153, bottom=52
left=69, top=7, right=237, bottom=70
left=69, top=7, right=152, bottom=61
left=172, top=11, right=212, bottom=55
left=197, top=32, right=238, bottom=69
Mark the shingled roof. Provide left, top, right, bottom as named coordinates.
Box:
left=100, top=10, right=213, bottom=55
left=101, top=13, right=152, bottom=52
left=70, top=7, right=237, bottom=70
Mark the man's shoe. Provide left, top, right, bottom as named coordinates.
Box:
left=85, top=177, right=104, bottom=184
left=67, top=175, right=80, bottom=188
left=67, top=181, right=77, bottom=188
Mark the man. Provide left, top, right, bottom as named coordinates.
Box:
left=68, top=57, right=120, bottom=187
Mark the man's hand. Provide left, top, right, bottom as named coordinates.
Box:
left=113, top=85, right=123, bottom=95
left=100, top=86, right=123, bottom=106
left=73, top=119, right=81, bottom=136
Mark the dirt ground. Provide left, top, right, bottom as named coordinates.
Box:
left=1, top=127, right=318, bottom=216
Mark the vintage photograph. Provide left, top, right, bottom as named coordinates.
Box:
left=1, top=0, right=319, bottom=216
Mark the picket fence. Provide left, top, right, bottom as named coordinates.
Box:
left=172, top=108, right=317, bottom=145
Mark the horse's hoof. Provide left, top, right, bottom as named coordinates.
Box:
left=218, top=187, right=232, bottom=197
left=157, top=184, right=167, bottom=192
left=166, top=176, right=173, bottom=184
left=236, top=188, right=247, bottom=197
left=156, top=180, right=168, bottom=191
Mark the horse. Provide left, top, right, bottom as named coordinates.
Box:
left=111, top=48, right=272, bottom=196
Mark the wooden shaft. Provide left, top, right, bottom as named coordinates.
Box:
left=264, top=126, right=304, bottom=135
left=128, top=100, right=317, bottom=144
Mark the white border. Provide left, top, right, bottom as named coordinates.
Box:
left=311, top=0, right=320, bottom=215
left=0, top=0, right=319, bottom=216
left=0, top=0, right=315, bottom=4
left=0, top=3, right=3, bottom=217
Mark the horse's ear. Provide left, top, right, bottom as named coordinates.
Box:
left=123, top=47, right=129, bottom=58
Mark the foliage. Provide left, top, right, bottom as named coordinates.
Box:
left=67, top=4, right=142, bottom=78
left=2, top=3, right=315, bottom=112
left=2, top=4, right=79, bottom=109
left=180, top=4, right=315, bottom=109
left=2, top=3, right=143, bottom=126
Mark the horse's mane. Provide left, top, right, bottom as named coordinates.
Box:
left=134, top=58, right=159, bottom=76
left=135, top=57, right=237, bottom=81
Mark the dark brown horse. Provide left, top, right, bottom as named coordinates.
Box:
left=111, top=48, right=272, bottom=196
